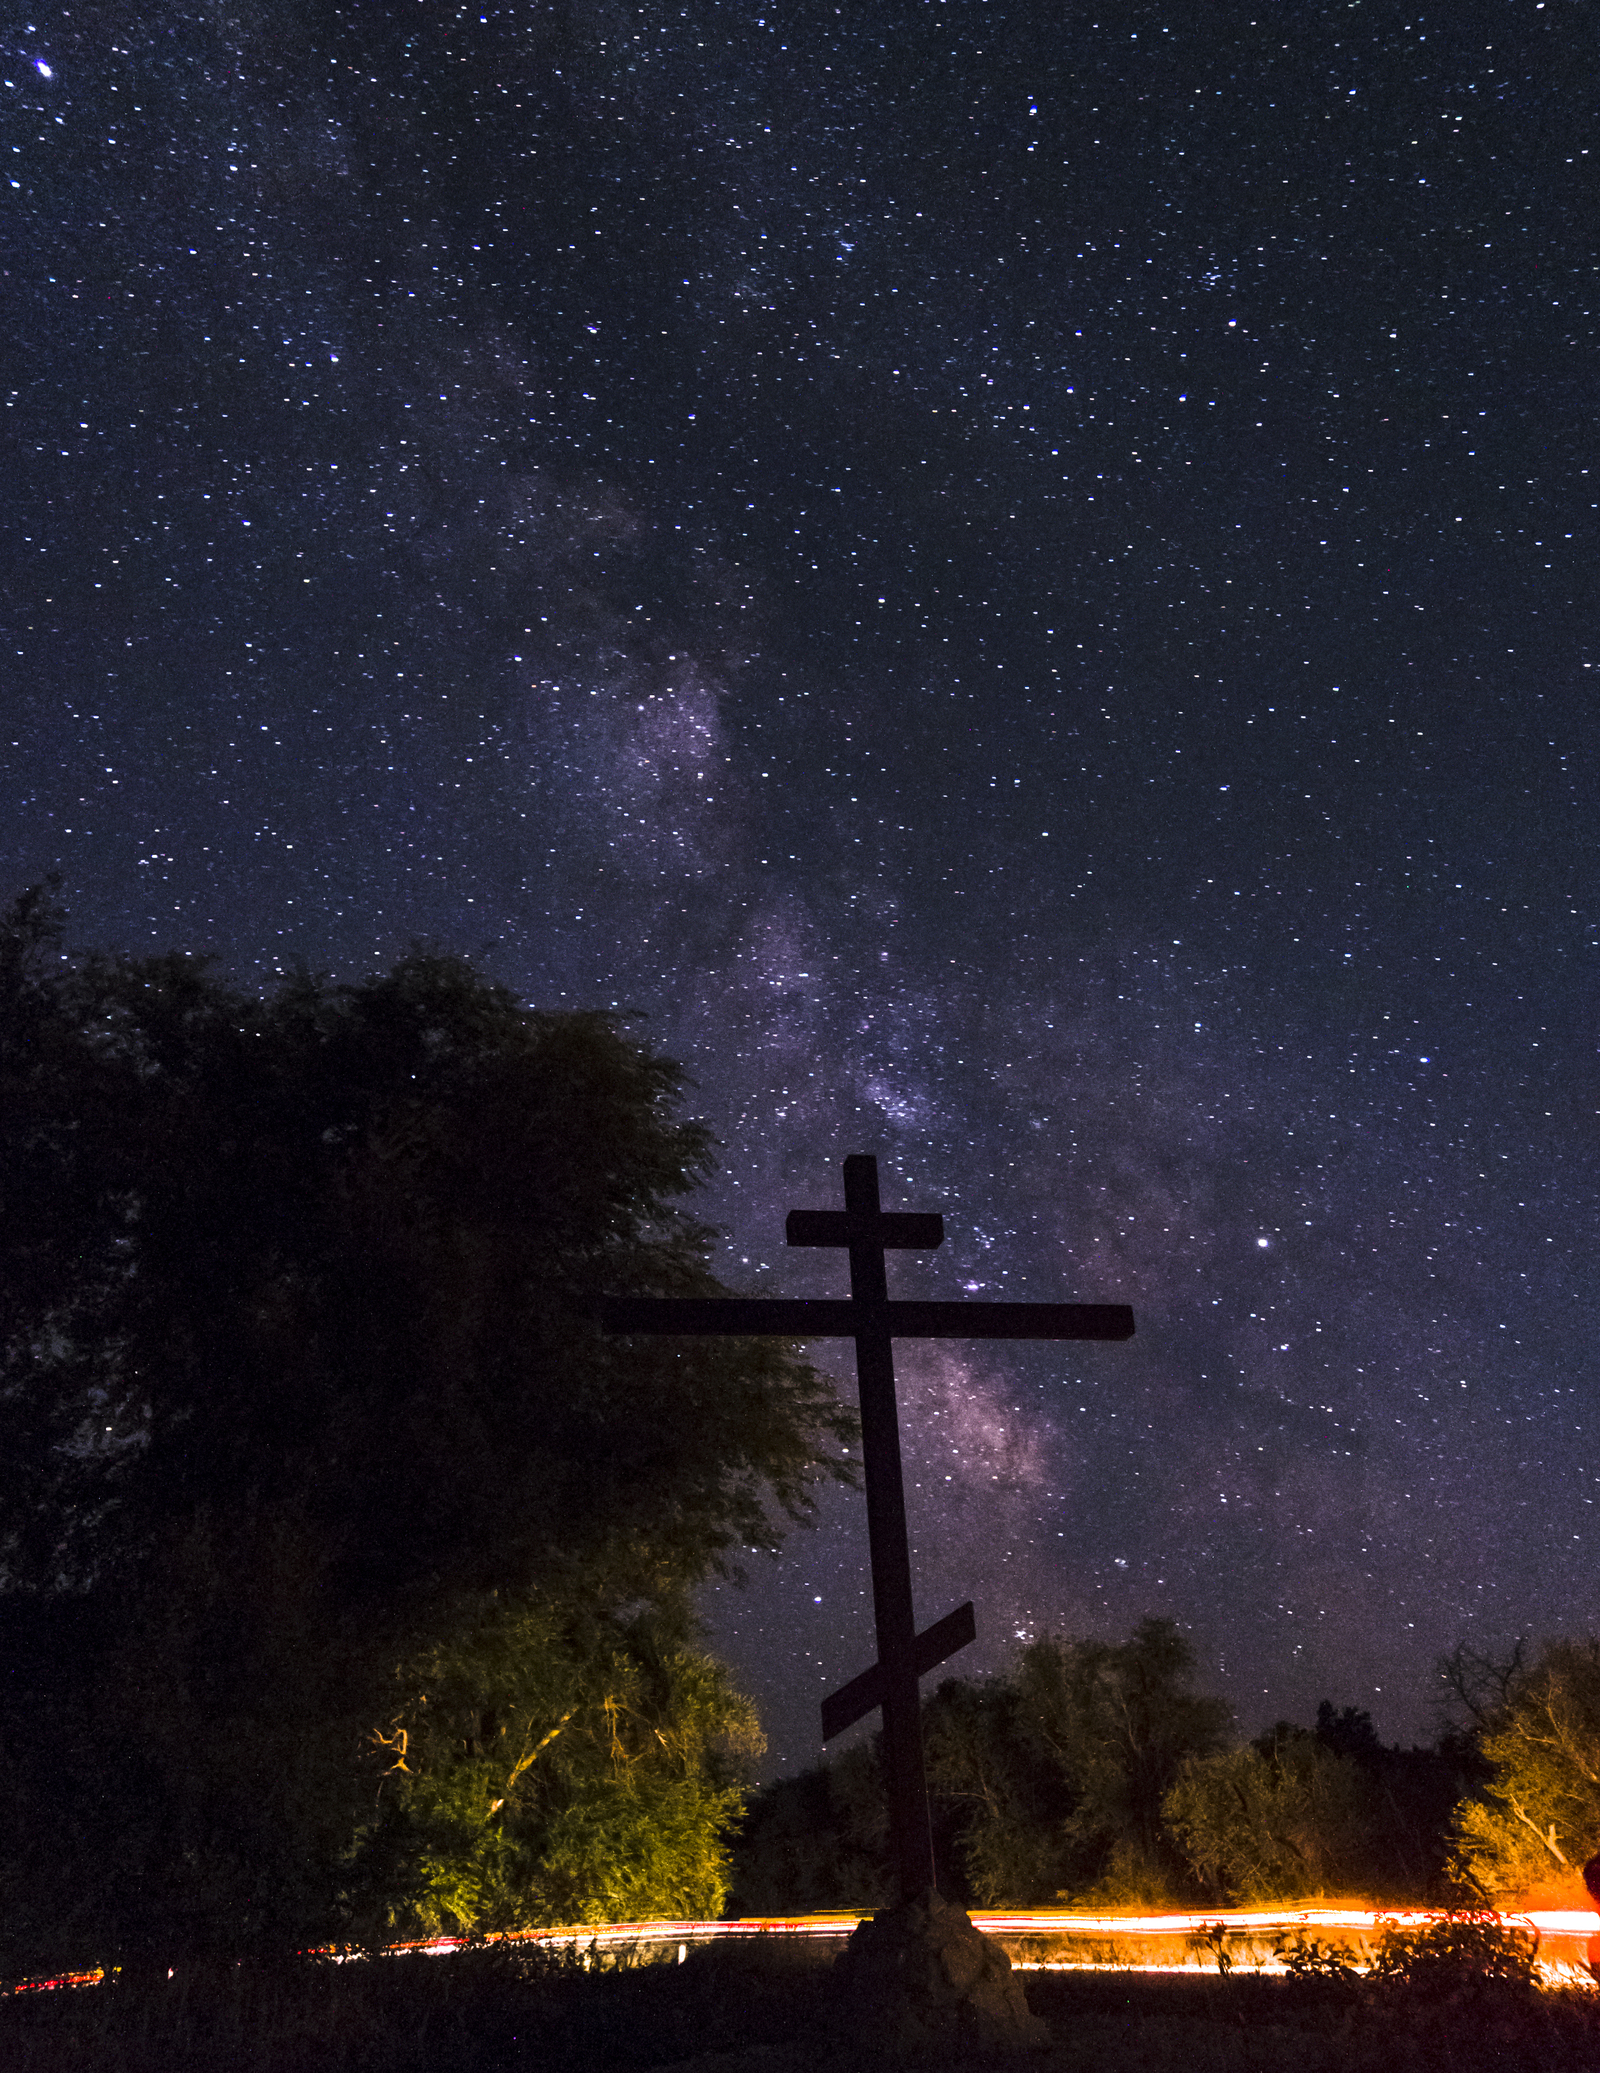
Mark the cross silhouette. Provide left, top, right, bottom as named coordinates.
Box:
left=602, top=1154, right=1133, bottom=1901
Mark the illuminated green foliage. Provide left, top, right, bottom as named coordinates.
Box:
left=350, top=1600, right=762, bottom=1935
left=1448, top=1638, right=1600, bottom=1903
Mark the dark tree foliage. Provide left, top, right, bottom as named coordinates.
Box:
left=924, top=1618, right=1232, bottom=1904
left=725, top=1743, right=896, bottom=1917
left=731, top=1619, right=1232, bottom=1912
left=1311, top=1703, right=1490, bottom=1900
left=0, top=884, right=854, bottom=1971
left=1167, top=1703, right=1488, bottom=1906
left=1315, top=1702, right=1383, bottom=1763
left=731, top=1638, right=1486, bottom=1914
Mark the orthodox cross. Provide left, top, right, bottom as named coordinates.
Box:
left=602, top=1154, right=1133, bottom=1902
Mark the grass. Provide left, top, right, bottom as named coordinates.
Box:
left=3, top=1936, right=1599, bottom=2072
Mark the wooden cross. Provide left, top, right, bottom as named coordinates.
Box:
left=602, top=1153, right=1134, bottom=1902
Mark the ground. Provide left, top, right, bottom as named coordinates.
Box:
left=3, top=1942, right=1599, bottom=2072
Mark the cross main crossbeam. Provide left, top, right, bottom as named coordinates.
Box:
left=600, top=1299, right=1133, bottom=1340
left=602, top=1154, right=1133, bottom=1901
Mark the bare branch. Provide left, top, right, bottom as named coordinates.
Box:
left=1436, top=1639, right=1529, bottom=1728
left=1507, top=1797, right=1569, bottom=1867
left=371, top=1725, right=410, bottom=1775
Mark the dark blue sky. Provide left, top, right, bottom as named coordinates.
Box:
left=4, top=0, right=1595, bottom=1768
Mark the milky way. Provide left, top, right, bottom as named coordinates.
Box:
left=3, top=0, right=1595, bottom=1768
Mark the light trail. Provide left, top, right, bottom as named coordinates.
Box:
left=13, top=1906, right=1598, bottom=1994
left=467, top=1906, right=1599, bottom=1980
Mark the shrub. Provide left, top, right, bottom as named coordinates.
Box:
left=1368, top=1910, right=1541, bottom=1999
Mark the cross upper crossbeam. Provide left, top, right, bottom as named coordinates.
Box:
left=786, top=1207, right=946, bottom=1251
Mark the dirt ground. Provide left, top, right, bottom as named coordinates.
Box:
left=4, top=1942, right=1599, bottom=2073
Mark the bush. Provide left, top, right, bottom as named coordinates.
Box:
left=1274, top=1932, right=1364, bottom=1987
left=347, top=1603, right=762, bottom=1937
left=1368, top=1910, right=1541, bottom=1999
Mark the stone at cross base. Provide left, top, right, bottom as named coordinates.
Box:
left=830, top=1889, right=1049, bottom=2056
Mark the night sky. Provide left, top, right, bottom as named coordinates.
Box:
left=4, top=0, right=1596, bottom=1773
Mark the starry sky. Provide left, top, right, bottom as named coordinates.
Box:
left=3, top=0, right=1595, bottom=1772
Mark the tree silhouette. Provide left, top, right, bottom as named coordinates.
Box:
left=0, top=883, right=853, bottom=1968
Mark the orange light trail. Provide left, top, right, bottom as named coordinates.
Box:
left=12, top=1907, right=1598, bottom=1994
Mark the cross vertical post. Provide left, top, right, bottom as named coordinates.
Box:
left=600, top=1153, right=1134, bottom=1908
left=840, top=1153, right=937, bottom=1899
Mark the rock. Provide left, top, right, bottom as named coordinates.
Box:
left=831, top=1889, right=1049, bottom=2056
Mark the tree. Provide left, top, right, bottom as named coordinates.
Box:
left=922, top=1618, right=1231, bottom=1904
left=1165, top=1703, right=1485, bottom=1906
left=920, top=1671, right=1053, bottom=1904
left=1448, top=1637, right=1600, bottom=1907
left=1164, top=1727, right=1382, bottom=1903
left=0, top=884, right=854, bottom=1969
